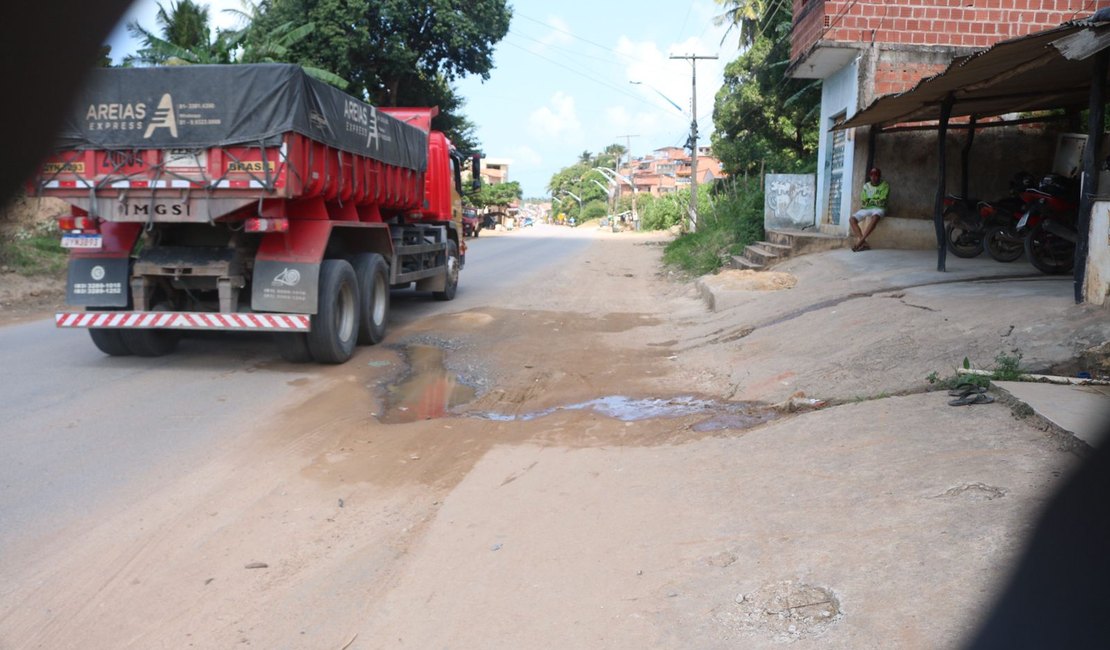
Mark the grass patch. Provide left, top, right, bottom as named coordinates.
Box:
left=657, top=177, right=765, bottom=276
left=0, top=227, right=67, bottom=276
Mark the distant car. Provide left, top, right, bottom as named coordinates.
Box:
left=462, top=209, right=480, bottom=237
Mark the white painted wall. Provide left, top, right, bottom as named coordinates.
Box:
left=1086, top=201, right=1110, bottom=305
left=815, top=57, right=860, bottom=234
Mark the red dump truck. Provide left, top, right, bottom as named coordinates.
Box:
left=31, top=63, right=476, bottom=363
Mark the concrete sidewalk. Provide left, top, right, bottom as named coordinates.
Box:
left=690, top=247, right=1110, bottom=448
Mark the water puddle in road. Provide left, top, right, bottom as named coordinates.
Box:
left=379, top=345, right=476, bottom=424
left=378, top=345, right=783, bottom=432
left=475, top=396, right=781, bottom=430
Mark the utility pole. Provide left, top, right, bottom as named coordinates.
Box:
left=670, top=53, right=717, bottom=233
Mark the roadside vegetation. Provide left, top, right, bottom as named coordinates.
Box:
left=0, top=216, right=66, bottom=276
left=545, top=0, right=818, bottom=276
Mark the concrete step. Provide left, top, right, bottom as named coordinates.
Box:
left=729, top=254, right=763, bottom=271
left=744, top=243, right=786, bottom=267
left=767, top=228, right=851, bottom=255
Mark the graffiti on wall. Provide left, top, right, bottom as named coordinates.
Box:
left=765, top=174, right=816, bottom=229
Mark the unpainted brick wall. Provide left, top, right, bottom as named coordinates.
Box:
left=792, top=0, right=1108, bottom=62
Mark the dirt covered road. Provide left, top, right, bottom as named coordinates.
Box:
left=0, top=225, right=1098, bottom=648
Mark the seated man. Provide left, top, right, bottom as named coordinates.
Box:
left=849, top=167, right=889, bottom=252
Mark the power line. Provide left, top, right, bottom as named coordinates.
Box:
left=515, top=12, right=622, bottom=56
left=498, top=39, right=688, bottom=120
left=507, top=28, right=622, bottom=67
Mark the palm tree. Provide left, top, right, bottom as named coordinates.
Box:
left=713, top=0, right=773, bottom=48
left=124, top=0, right=348, bottom=89
left=125, top=1, right=213, bottom=65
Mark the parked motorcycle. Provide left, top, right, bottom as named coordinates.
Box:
left=949, top=171, right=1033, bottom=260
left=1022, top=180, right=1078, bottom=274
left=983, top=172, right=1075, bottom=265
left=944, top=194, right=986, bottom=258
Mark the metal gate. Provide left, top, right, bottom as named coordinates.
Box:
left=825, top=114, right=846, bottom=225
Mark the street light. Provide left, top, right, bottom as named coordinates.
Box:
left=629, top=80, right=685, bottom=115
left=593, top=166, right=638, bottom=227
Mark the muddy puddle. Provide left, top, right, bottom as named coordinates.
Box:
left=379, top=345, right=476, bottom=424
left=379, top=344, right=782, bottom=432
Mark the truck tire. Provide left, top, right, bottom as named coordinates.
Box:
left=88, top=328, right=132, bottom=356
left=307, top=259, right=360, bottom=364
left=353, top=253, right=389, bottom=345
left=433, top=239, right=459, bottom=301
left=121, top=328, right=180, bottom=357
left=274, top=332, right=313, bottom=363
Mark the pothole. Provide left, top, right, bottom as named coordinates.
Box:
left=379, top=345, right=476, bottom=424
left=377, top=346, right=785, bottom=431
left=713, top=580, right=842, bottom=642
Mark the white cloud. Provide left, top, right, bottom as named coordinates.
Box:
left=511, top=145, right=543, bottom=168
left=528, top=91, right=581, bottom=141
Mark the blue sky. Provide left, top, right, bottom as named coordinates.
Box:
left=106, top=1, right=742, bottom=199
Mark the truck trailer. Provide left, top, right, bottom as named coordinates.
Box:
left=32, top=63, right=476, bottom=364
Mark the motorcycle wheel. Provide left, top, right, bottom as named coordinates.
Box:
left=945, top=220, right=984, bottom=258
left=984, top=227, right=1024, bottom=263
left=1024, top=222, right=1074, bottom=275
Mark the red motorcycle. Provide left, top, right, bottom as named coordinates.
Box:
left=983, top=173, right=1076, bottom=269
left=1021, top=176, right=1078, bottom=274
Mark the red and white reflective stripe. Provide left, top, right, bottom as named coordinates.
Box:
left=213, top=180, right=265, bottom=189
left=43, top=180, right=93, bottom=189
left=55, top=311, right=310, bottom=331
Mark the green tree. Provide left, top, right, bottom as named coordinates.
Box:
left=254, top=0, right=509, bottom=151
left=125, top=0, right=211, bottom=65
left=468, top=181, right=522, bottom=211
left=711, top=2, right=819, bottom=175
left=713, top=0, right=774, bottom=48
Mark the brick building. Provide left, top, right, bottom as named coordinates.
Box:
left=789, top=0, right=1107, bottom=234
left=617, top=146, right=726, bottom=199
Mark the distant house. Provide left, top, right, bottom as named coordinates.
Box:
left=478, top=157, right=511, bottom=185
left=617, top=146, right=726, bottom=199
left=788, top=0, right=1103, bottom=233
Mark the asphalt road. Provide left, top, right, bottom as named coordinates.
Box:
left=0, top=225, right=590, bottom=561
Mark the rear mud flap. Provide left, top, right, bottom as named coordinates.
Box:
left=66, top=258, right=129, bottom=307
left=251, top=260, right=320, bottom=314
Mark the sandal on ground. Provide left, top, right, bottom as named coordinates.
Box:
left=852, top=243, right=871, bottom=252
left=947, top=382, right=987, bottom=397
left=948, top=392, right=995, bottom=406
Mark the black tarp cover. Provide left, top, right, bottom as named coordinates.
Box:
left=56, top=63, right=427, bottom=171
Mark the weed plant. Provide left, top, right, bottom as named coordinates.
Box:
left=658, top=177, right=765, bottom=276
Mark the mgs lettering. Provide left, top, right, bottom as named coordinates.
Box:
left=117, top=203, right=191, bottom=217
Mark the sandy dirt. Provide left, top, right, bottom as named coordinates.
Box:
left=0, top=227, right=1095, bottom=648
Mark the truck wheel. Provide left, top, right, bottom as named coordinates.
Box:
left=353, top=253, right=389, bottom=345
left=433, top=240, right=459, bottom=301
left=307, top=259, right=360, bottom=364
left=121, top=328, right=180, bottom=357
left=88, top=328, right=132, bottom=356
left=274, top=332, right=313, bottom=363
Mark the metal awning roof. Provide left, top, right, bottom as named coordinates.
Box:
left=840, top=20, right=1110, bottom=130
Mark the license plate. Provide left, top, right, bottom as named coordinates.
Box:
left=61, top=234, right=102, bottom=249
left=163, top=149, right=207, bottom=172
left=1016, top=213, right=1030, bottom=229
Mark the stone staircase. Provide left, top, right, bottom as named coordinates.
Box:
left=730, top=228, right=852, bottom=271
